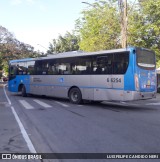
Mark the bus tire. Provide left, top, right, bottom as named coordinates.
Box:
left=22, top=85, right=27, bottom=97
left=69, top=88, right=82, bottom=104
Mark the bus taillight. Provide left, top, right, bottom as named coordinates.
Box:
left=135, top=74, right=139, bottom=91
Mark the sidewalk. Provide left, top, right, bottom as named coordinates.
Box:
left=0, top=84, right=30, bottom=153
left=156, top=92, right=160, bottom=99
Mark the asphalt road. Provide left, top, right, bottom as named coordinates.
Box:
left=0, top=83, right=160, bottom=162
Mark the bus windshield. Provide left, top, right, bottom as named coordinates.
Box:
left=136, top=48, right=155, bottom=69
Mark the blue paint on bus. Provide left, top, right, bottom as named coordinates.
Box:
left=124, top=47, right=135, bottom=91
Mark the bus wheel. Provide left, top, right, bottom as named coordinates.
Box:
left=69, top=88, right=82, bottom=104
left=22, top=85, right=27, bottom=97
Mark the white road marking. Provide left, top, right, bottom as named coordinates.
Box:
left=19, top=100, right=34, bottom=109
left=3, top=85, right=36, bottom=153
left=120, top=101, right=126, bottom=104
left=146, top=102, right=160, bottom=106
left=33, top=99, right=52, bottom=108
left=55, top=101, right=69, bottom=107
left=3, top=85, right=11, bottom=105
left=77, top=105, right=83, bottom=107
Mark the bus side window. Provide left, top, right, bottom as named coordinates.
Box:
left=123, top=62, right=128, bottom=73
left=42, top=62, right=48, bottom=75
left=64, top=67, right=70, bottom=74
left=59, top=69, right=63, bottom=75
left=106, top=63, right=112, bottom=74
left=28, top=66, right=34, bottom=75
left=71, top=64, right=76, bottom=74
left=96, top=64, right=102, bottom=74
left=27, top=61, right=35, bottom=75
left=36, top=67, right=42, bottom=75
left=117, top=63, right=123, bottom=74
left=52, top=66, right=58, bottom=74
left=48, top=66, right=54, bottom=75
left=16, top=64, right=22, bottom=75
left=86, top=66, right=91, bottom=74
left=10, top=66, right=17, bottom=75
left=63, top=64, right=71, bottom=75
left=10, top=67, right=14, bottom=75
left=42, top=67, right=48, bottom=75
left=113, top=62, right=120, bottom=74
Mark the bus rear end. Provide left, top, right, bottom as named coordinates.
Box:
left=134, top=48, right=156, bottom=99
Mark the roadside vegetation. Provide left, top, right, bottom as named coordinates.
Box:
left=0, top=26, right=41, bottom=77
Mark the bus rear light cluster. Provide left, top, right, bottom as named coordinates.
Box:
left=135, top=74, right=139, bottom=91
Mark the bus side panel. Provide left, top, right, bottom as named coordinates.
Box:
left=8, top=75, right=30, bottom=93
left=68, top=75, right=94, bottom=100
left=92, top=75, right=124, bottom=101
left=8, top=77, right=18, bottom=92
left=29, top=75, right=94, bottom=100
left=22, top=75, right=30, bottom=93
left=30, top=75, right=68, bottom=97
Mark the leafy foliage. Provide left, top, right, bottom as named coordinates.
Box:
left=76, top=0, right=121, bottom=51
left=128, top=0, right=160, bottom=65
left=0, top=26, right=40, bottom=76
left=74, top=0, right=160, bottom=67
left=48, top=31, right=80, bottom=54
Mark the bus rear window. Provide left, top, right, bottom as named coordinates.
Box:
left=136, top=48, right=155, bottom=69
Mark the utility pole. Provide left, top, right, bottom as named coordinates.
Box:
left=121, top=0, right=127, bottom=48
left=123, top=0, right=127, bottom=48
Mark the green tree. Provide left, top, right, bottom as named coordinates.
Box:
left=0, top=25, right=41, bottom=76
left=76, top=0, right=160, bottom=67
left=48, top=31, right=80, bottom=54
left=127, top=0, right=160, bottom=67
left=76, top=0, right=121, bottom=51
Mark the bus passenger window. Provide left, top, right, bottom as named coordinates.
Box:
left=17, top=64, right=23, bottom=75
left=48, top=66, right=53, bottom=75
left=52, top=66, right=58, bottom=74
left=64, top=67, right=70, bottom=74
left=27, top=61, right=35, bottom=75
left=58, top=69, right=63, bottom=75
left=123, top=62, right=128, bottom=73
left=63, top=64, right=71, bottom=75
left=10, top=66, right=17, bottom=75
left=28, top=66, right=34, bottom=75
left=106, top=63, right=112, bottom=74
left=71, top=65, right=76, bottom=74
left=96, top=64, right=102, bottom=74
left=42, top=68, right=48, bottom=75
left=86, top=66, right=91, bottom=74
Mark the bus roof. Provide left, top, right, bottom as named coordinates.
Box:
left=9, top=47, right=133, bottom=63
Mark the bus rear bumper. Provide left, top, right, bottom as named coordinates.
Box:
left=93, top=89, right=156, bottom=102
left=124, top=91, right=156, bottom=101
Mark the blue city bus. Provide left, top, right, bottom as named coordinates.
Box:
left=8, top=47, right=156, bottom=104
